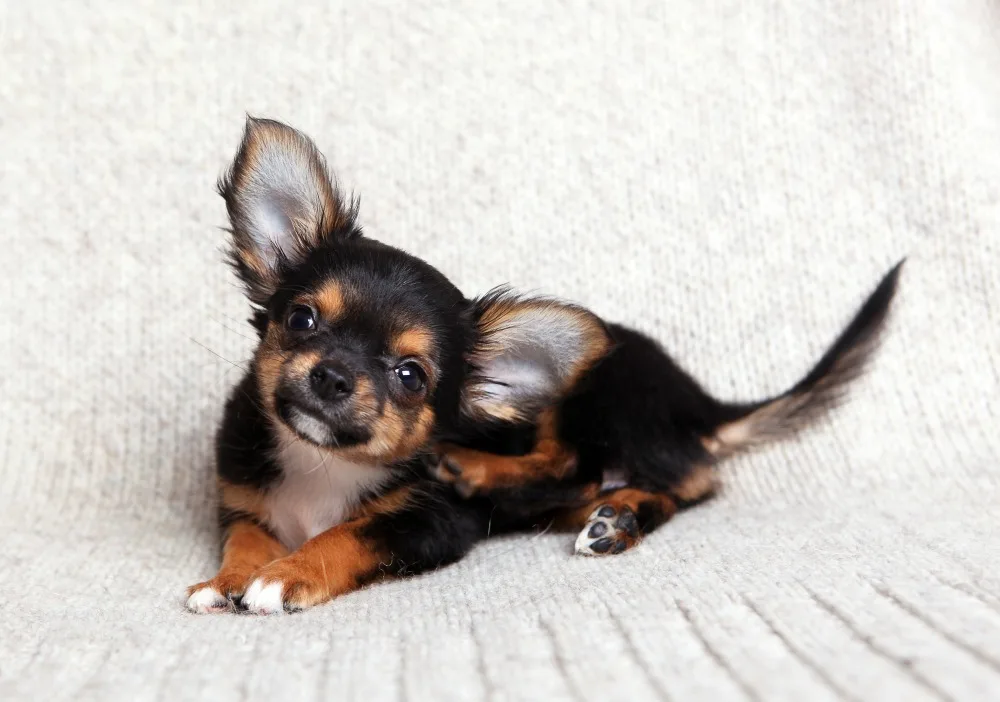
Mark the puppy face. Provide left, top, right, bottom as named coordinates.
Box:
left=257, top=243, right=470, bottom=462
left=221, top=119, right=470, bottom=464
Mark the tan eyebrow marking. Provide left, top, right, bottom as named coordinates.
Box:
left=391, top=327, right=435, bottom=358
left=314, top=279, right=346, bottom=321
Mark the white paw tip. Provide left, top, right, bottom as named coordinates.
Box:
left=186, top=586, right=228, bottom=613
left=575, top=531, right=600, bottom=556
left=242, top=579, right=286, bottom=615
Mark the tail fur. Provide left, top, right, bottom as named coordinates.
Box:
left=706, top=260, right=904, bottom=458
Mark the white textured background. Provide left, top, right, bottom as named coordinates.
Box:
left=1, top=1, right=999, bottom=700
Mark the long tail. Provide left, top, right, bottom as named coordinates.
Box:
left=704, top=260, right=904, bottom=458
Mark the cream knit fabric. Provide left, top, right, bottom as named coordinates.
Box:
left=1, top=1, right=999, bottom=699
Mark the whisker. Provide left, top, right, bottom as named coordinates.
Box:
left=297, top=437, right=331, bottom=475
left=322, top=445, right=333, bottom=491
left=529, top=520, right=554, bottom=540
left=211, top=318, right=256, bottom=342
left=190, top=337, right=250, bottom=373
left=237, top=387, right=268, bottom=417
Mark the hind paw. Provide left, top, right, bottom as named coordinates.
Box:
left=575, top=504, right=641, bottom=556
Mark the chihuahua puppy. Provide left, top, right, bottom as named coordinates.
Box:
left=186, top=118, right=900, bottom=614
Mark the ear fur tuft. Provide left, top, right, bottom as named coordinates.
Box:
left=462, top=289, right=613, bottom=422
left=218, top=117, right=359, bottom=304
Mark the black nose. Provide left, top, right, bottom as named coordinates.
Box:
left=309, top=360, right=355, bottom=401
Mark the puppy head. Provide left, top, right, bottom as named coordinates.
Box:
left=221, top=118, right=471, bottom=463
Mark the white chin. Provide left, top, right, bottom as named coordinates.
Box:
left=288, top=410, right=332, bottom=445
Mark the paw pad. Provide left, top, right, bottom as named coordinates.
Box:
left=575, top=505, right=642, bottom=556
left=587, top=521, right=608, bottom=538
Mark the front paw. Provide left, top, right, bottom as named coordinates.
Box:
left=185, top=573, right=249, bottom=614
left=240, top=557, right=329, bottom=615
left=426, top=446, right=488, bottom=497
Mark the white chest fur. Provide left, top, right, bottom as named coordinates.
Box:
left=263, top=429, right=393, bottom=551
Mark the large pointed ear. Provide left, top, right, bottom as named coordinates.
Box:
left=462, top=290, right=614, bottom=422
left=218, top=117, right=358, bottom=304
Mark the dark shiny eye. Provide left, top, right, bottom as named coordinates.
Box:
left=395, top=361, right=426, bottom=392
left=286, top=306, right=316, bottom=332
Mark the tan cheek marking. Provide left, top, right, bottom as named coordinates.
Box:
left=390, top=405, right=435, bottom=460
left=286, top=350, right=322, bottom=379
left=337, top=376, right=388, bottom=463
left=346, top=403, right=434, bottom=464
left=256, top=332, right=321, bottom=402
left=255, top=325, right=323, bottom=410
left=370, top=404, right=405, bottom=458
left=350, top=376, right=380, bottom=421
left=255, top=343, right=284, bottom=407
left=391, top=328, right=435, bottom=358
left=315, top=280, right=346, bottom=321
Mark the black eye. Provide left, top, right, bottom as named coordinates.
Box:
left=395, top=361, right=426, bottom=392
left=286, top=306, right=316, bottom=332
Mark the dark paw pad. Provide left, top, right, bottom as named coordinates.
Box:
left=440, top=457, right=462, bottom=476
left=588, top=521, right=608, bottom=538
left=574, top=505, right=642, bottom=556
left=426, top=455, right=476, bottom=497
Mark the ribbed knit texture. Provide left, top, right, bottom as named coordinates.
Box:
left=1, top=1, right=998, bottom=699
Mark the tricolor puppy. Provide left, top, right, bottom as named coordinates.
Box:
left=186, top=118, right=901, bottom=614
